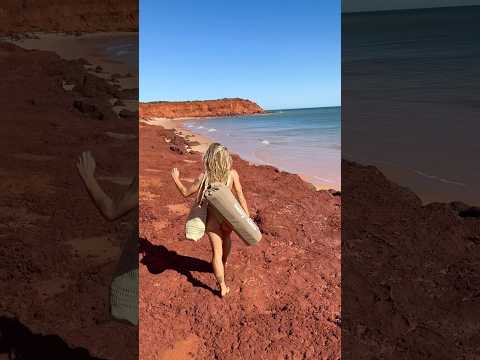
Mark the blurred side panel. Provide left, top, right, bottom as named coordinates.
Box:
left=0, top=1, right=138, bottom=359
left=342, top=5, right=480, bottom=359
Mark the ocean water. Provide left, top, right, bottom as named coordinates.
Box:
left=184, top=107, right=341, bottom=189
left=104, top=42, right=137, bottom=67
left=99, top=34, right=138, bottom=68
left=343, top=6, right=480, bottom=205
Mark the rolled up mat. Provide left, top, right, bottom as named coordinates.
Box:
left=204, top=183, right=261, bottom=245
left=110, top=268, right=138, bottom=325
left=110, top=229, right=138, bottom=325
left=185, top=203, right=207, bottom=241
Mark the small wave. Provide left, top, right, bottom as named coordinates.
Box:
left=350, top=156, right=468, bottom=188
left=185, top=124, right=194, bottom=128
left=208, top=128, right=217, bottom=132
left=313, top=176, right=334, bottom=183
left=261, top=140, right=270, bottom=145
left=414, top=170, right=466, bottom=187
left=198, top=126, right=204, bottom=129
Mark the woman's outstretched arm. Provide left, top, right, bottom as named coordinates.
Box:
left=77, top=151, right=138, bottom=220
left=232, top=169, right=250, bottom=217
left=171, top=168, right=203, bottom=197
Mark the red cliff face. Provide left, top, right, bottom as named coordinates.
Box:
left=0, top=0, right=138, bottom=33
left=139, top=98, right=265, bottom=119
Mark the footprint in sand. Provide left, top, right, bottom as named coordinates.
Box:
left=166, top=204, right=190, bottom=216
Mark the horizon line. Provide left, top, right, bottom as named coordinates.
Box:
left=342, top=4, right=480, bottom=15
left=266, top=105, right=341, bottom=111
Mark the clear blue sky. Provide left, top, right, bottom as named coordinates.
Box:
left=140, top=0, right=340, bottom=110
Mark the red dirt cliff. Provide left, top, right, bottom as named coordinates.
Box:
left=139, top=98, right=265, bottom=119
left=0, top=0, right=137, bottom=33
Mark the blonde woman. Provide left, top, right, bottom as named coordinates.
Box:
left=171, top=143, right=250, bottom=297
left=77, top=151, right=139, bottom=325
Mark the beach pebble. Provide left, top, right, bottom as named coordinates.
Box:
left=118, top=109, right=137, bottom=119
left=62, top=80, right=75, bottom=91
left=73, top=100, right=103, bottom=120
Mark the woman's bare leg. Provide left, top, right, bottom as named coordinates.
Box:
left=222, top=230, right=232, bottom=267
left=207, top=230, right=230, bottom=297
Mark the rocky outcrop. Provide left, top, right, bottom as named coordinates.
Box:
left=342, top=159, right=480, bottom=358
left=139, top=98, right=265, bottom=119
left=0, top=0, right=137, bottom=33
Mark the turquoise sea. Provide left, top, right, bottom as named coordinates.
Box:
left=184, top=106, right=341, bottom=189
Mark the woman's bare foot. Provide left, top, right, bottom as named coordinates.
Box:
left=220, top=285, right=230, bottom=297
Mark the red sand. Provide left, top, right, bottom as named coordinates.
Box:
left=0, top=42, right=138, bottom=359
left=139, top=123, right=341, bottom=359
left=342, top=160, right=480, bottom=358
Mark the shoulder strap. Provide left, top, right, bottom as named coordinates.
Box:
left=226, top=170, right=233, bottom=187
left=196, top=173, right=208, bottom=205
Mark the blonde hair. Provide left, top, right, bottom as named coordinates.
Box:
left=197, top=143, right=232, bottom=203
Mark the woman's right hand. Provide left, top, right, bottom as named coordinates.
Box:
left=171, top=168, right=180, bottom=180
left=77, top=151, right=96, bottom=183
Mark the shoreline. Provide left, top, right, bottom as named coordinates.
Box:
left=5, top=32, right=138, bottom=94
left=140, top=116, right=338, bottom=192
left=4, top=32, right=139, bottom=118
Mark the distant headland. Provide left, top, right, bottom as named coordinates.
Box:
left=139, top=98, right=265, bottom=119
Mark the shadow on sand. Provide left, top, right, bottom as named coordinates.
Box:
left=0, top=316, right=104, bottom=359
left=139, top=238, right=219, bottom=296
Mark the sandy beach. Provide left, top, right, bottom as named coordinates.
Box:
left=140, top=117, right=211, bottom=153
